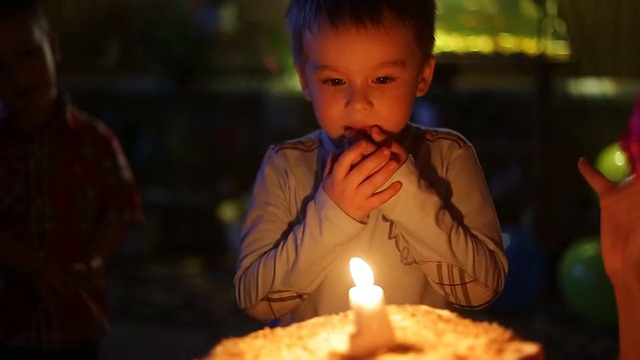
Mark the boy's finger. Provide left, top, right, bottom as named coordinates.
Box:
left=369, top=125, right=385, bottom=143
left=369, top=181, right=402, bottom=206
left=370, top=125, right=392, bottom=148
left=350, top=146, right=391, bottom=178
left=335, top=140, right=380, bottom=175
left=358, top=157, right=398, bottom=194
left=333, top=141, right=366, bottom=175
left=324, top=152, right=338, bottom=177
left=578, top=157, right=614, bottom=195
left=343, top=128, right=370, bottom=149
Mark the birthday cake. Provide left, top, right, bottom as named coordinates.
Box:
left=205, top=304, right=543, bottom=359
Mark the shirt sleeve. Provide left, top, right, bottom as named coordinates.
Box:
left=234, top=147, right=365, bottom=321
left=377, top=143, right=507, bottom=309
left=96, top=125, right=144, bottom=224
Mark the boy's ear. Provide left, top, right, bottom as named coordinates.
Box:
left=294, top=62, right=311, bottom=101
left=416, top=56, right=436, bottom=97
left=48, top=33, right=62, bottom=63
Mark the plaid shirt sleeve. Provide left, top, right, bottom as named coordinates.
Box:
left=81, top=110, right=144, bottom=225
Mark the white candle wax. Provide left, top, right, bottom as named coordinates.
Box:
left=348, top=257, right=395, bottom=357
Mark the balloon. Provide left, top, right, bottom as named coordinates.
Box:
left=619, top=95, right=640, bottom=174
left=215, top=193, right=250, bottom=255
left=595, top=142, right=631, bottom=182
left=557, top=236, right=617, bottom=325
left=491, top=225, right=546, bottom=312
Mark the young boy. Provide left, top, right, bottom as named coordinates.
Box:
left=235, top=0, right=507, bottom=326
left=0, top=1, right=143, bottom=358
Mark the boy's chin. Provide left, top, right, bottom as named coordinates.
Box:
left=334, top=126, right=396, bottom=150
left=332, top=127, right=367, bottom=149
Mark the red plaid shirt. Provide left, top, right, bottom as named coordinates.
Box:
left=0, top=95, right=143, bottom=348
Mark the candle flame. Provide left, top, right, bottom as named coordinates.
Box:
left=350, top=257, right=374, bottom=287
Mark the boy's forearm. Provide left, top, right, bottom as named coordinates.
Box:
left=235, top=188, right=363, bottom=319
left=377, top=153, right=506, bottom=306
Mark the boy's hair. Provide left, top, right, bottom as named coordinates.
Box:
left=0, top=0, right=49, bottom=33
left=285, top=0, right=436, bottom=63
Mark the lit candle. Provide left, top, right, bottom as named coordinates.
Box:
left=348, top=257, right=395, bottom=357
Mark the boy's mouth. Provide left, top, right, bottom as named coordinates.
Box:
left=336, top=126, right=371, bottom=150
left=338, top=126, right=392, bottom=150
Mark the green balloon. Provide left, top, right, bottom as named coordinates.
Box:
left=557, top=236, right=618, bottom=325
left=595, top=142, right=631, bottom=182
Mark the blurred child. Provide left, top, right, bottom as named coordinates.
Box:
left=235, top=0, right=507, bottom=325
left=0, top=1, right=143, bottom=358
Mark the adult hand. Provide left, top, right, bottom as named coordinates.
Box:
left=72, top=256, right=106, bottom=292
left=577, top=157, right=640, bottom=287
left=323, top=131, right=402, bottom=222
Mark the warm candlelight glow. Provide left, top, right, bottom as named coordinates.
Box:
left=348, top=257, right=395, bottom=357
left=350, top=257, right=374, bottom=287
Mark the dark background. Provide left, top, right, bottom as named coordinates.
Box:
left=35, top=0, right=640, bottom=359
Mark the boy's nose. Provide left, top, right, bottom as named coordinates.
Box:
left=345, top=85, right=372, bottom=111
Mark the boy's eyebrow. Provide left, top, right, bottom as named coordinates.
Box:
left=311, top=59, right=407, bottom=71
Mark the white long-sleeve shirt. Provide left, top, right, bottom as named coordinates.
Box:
left=235, top=123, right=507, bottom=326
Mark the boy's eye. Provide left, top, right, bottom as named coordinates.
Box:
left=374, top=76, right=394, bottom=85
left=322, top=78, right=345, bottom=86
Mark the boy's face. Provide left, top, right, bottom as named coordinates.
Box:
left=295, top=20, right=435, bottom=140
left=0, top=12, right=59, bottom=119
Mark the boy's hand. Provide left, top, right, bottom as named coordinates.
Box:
left=368, top=125, right=409, bottom=166
left=341, top=126, right=409, bottom=166
left=322, top=127, right=403, bottom=222
left=578, top=158, right=640, bottom=287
